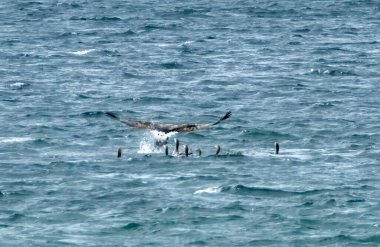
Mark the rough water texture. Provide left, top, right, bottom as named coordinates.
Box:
left=1, top=0, right=380, bottom=246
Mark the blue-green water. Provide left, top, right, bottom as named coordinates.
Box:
left=1, top=0, right=380, bottom=246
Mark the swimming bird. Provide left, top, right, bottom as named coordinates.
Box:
left=117, top=148, right=122, bottom=158
left=106, top=111, right=231, bottom=134
left=172, top=138, right=180, bottom=156
left=164, top=145, right=169, bottom=156
left=275, top=142, right=279, bottom=154
left=171, top=139, right=192, bottom=157
left=184, top=145, right=190, bottom=157
left=215, top=145, right=221, bottom=156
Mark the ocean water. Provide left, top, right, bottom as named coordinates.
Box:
left=1, top=0, right=380, bottom=246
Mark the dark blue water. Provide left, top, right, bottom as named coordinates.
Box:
left=1, top=0, right=380, bottom=246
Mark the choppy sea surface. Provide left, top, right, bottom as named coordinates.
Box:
left=1, top=0, right=380, bottom=246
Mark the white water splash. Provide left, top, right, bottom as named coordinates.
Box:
left=138, top=130, right=177, bottom=154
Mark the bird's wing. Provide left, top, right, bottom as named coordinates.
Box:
left=106, top=112, right=156, bottom=130
left=161, top=111, right=232, bottom=133
left=106, top=111, right=231, bottom=133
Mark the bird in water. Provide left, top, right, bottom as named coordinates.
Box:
left=215, top=145, right=221, bottom=156
left=184, top=145, right=190, bottom=157
left=275, top=142, right=280, bottom=154
left=173, top=138, right=180, bottom=156
left=171, top=139, right=192, bottom=157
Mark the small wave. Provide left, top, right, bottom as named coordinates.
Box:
left=0, top=137, right=33, bottom=143
left=58, top=31, right=77, bottom=37
left=244, top=147, right=313, bottom=160
left=346, top=198, right=365, bottom=203
left=70, top=49, right=95, bottom=55
left=161, top=62, right=184, bottom=69
left=121, top=222, right=142, bottom=230
left=8, top=213, right=26, bottom=222
left=69, top=16, right=122, bottom=21
left=98, top=16, right=122, bottom=21
left=309, top=68, right=357, bottom=76
left=144, top=24, right=159, bottom=30
left=310, top=102, right=336, bottom=109
left=101, top=49, right=120, bottom=56
left=69, top=16, right=88, bottom=21
left=56, top=2, right=81, bottom=9
left=175, top=7, right=211, bottom=16
left=241, top=129, right=296, bottom=140
left=231, top=185, right=296, bottom=196
left=143, top=23, right=176, bottom=31
left=58, top=239, right=88, bottom=245
left=318, top=234, right=357, bottom=244
left=91, top=173, right=122, bottom=179
left=115, top=30, right=136, bottom=36
left=81, top=111, right=104, bottom=117
left=224, top=185, right=329, bottom=197
left=134, top=96, right=171, bottom=103
left=294, top=28, right=311, bottom=33
left=9, top=82, right=29, bottom=90
left=155, top=43, right=174, bottom=48
left=187, top=240, right=208, bottom=246
left=122, top=97, right=138, bottom=102
left=196, top=175, right=220, bottom=181
left=288, top=41, right=302, bottom=45
left=194, top=186, right=222, bottom=195
left=122, top=72, right=139, bottom=78
left=359, top=235, right=380, bottom=243
left=213, top=152, right=245, bottom=158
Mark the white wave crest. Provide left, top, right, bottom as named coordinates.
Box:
left=194, top=186, right=222, bottom=195
left=70, top=49, right=96, bottom=55
left=9, top=82, right=27, bottom=89
left=0, top=137, right=33, bottom=143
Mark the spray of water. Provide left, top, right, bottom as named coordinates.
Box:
left=138, top=130, right=177, bottom=154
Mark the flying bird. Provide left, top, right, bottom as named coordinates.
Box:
left=106, top=111, right=231, bottom=134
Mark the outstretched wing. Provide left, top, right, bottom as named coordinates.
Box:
left=106, top=112, right=157, bottom=130
left=106, top=111, right=231, bottom=133
left=159, top=111, right=232, bottom=133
